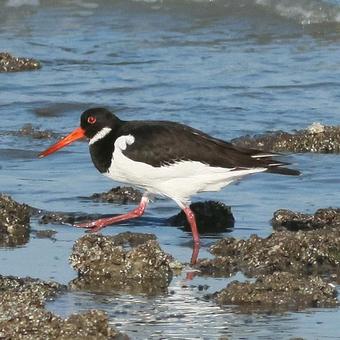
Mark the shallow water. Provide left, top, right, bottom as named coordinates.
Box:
left=1, top=0, right=340, bottom=338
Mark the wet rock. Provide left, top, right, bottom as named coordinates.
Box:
left=214, top=272, right=338, bottom=312
left=0, top=275, right=126, bottom=339
left=198, top=227, right=340, bottom=279
left=105, top=231, right=157, bottom=247
left=232, top=123, right=340, bottom=153
left=169, top=201, right=234, bottom=233
left=69, top=233, right=172, bottom=295
left=88, top=186, right=143, bottom=204
left=39, top=211, right=78, bottom=225
left=38, top=211, right=126, bottom=227
left=0, top=274, right=65, bottom=302
left=15, top=124, right=57, bottom=139
left=0, top=52, right=41, bottom=72
left=33, top=229, right=57, bottom=240
left=272, top=208, right=340, bottom=231
left=0, top=194, right=30, bottom=247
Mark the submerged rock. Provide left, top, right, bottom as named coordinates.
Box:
left=15, top=124, right=57, bottom=139
left=232, top=123, right=340, bottom=153
left=43, top=189, right=233, bottom=235
left=198, top=227, right=340, bottom=279
left=0, top=194, right=31, bottom=247
left=33, top=229, right=57, bottom=240
left=0, top=275, right=126, bottom=339
left=69, top=232, right=172, bottom=295
left=214, top=272, right=338, bottom=312
left=169, top=201, right=234, bottom=233
left=272, top=208, right=340, bottom=231
left=89, top=186, right=143, bottom=204
left=39, top=211, right=78, bottom=225
left=0, top=52, right=41, bottom=72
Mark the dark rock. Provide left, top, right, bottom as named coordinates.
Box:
left=198, top=255, right=238, bottom=278
left=15, top=124, right=57, bottom=139
left=232, top=123, right=340, bottom=153
left=272, top=208, right=340, bottom=231
left=0, top=194, right=30, bottom=247
left=39, top=211, right=77, bottom=225
left=214, top=272, right=338, bottom=312
left=69, top=233, right=172, bottom=295
left=0, top=275, right=65, bottom=302
left=198, top=227, right=340, bottom=280
left=0, top=275, right=126, bottom=339
left=0, top=52, right=41, bottom=72
left=169, top=201, right=234, bottom=233
left=88, top=186, right=143, bottom=204
left=105, top=231, right=157, bottom=247
left=33, top=230, right=57, bottom=240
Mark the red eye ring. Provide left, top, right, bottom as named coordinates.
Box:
left=87, top=116, right=96, bottom=124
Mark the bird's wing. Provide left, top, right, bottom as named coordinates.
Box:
left=118, top=121, right=284, bottom=170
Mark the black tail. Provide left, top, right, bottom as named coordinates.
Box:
left=266, top=165, right=300, bottom=176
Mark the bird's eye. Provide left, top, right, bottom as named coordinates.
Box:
left=87, top=116, right=96, bottom=124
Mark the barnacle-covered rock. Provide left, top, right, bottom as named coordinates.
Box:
left=89, top=186, right=143, bottom=204
left=232, top=123, right=340, bottom=153
left=69, top=232, right=172, bottom=295
left=0, top=194, right=31, bottom=247
left=272, top=208, right=340, bottom=231
left=0, top=52, right=41, bottom=72
left=0, top=275, right=126, bottom=339
left=198, top=227, right=340, bottom=280
left=214, top=272, right=338, bottom=312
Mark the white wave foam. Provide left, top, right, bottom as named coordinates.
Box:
left=131, top=0, right=340, bottom=25
left=256, top=0, right=340, bottom=24
left=6, top=0, right=39, bottom=6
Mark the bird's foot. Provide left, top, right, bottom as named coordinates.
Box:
left=74, top=219, right=107, bottom=233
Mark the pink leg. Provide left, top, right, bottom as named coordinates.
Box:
left=183, top=207, right=201, bottom=265
left=75, top=196, right=149, bottom=233
left=183, top=207, right=200, bottom=244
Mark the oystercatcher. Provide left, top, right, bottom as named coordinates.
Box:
left=39, top=108, right=299, bottom=263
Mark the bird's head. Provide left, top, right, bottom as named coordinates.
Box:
left=38, top=108, right=120, bottom=158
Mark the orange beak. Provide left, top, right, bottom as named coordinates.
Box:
left=38, top=127, right=85, bottom=158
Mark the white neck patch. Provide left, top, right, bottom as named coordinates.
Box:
left=89, top=127, right=112, bottom=145
left=115, top=134, right=135, bottom=151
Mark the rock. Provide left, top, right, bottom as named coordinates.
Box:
left=0, top=275, right=126, bottom=339
left=88, top=186, right=143, bottom=204
left=0, top=194, right=31, bottom=247
left=69, top=232, right=172, bottom=295
left=0, top=274, right=65, bottom=302
left=0, top=52, right=41, bottom=72
left=169, top=201, right=234, bottom=233
left=39, top=211, right=78, bottom=225
left=232, top=124, right=340, bottom=153
left=272, top=208, right=340, bottom=231
left=198, top=227, right=340, bottom=280
left=16, top=124, right=57, bottom=139
left=33, top=229, right=57, bottom=240
left=214, top=272, right=338, bottom=312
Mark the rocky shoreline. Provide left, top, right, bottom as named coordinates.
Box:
left=1, top=121, right=340, bottom=336
left=0, top=275, right=126, bottom=339
left=1, top=193, right=339, bottom=318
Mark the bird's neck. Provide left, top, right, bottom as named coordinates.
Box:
left=89, top=130, right=116, bottom=173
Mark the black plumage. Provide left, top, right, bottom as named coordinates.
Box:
left=82, top=108, right=300, bottom=176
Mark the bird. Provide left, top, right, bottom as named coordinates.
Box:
left=39, top=107, right=300, bottom=263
